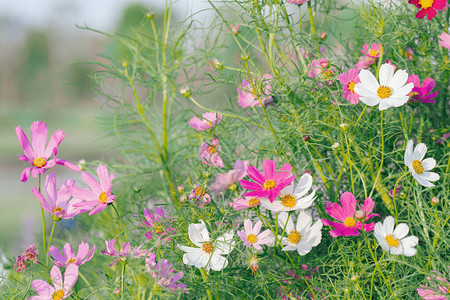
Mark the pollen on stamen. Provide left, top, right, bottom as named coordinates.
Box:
left=288, top=230, right=301, bottom=244
left=207, top=146, right=217, bottom=154
left=385, top=234, right=400, bottom=248
left=344, top=217, right=357, bottom=227
left=281, top=194, right=296, bottom=208
left=368, top=49, right=380, bottom=57
left=51, top=289, right=65, bottom=300
left=247, top=234, right=258, bottom=244
left=418, top=0, right=433, bottom=9
left=412, top=160, right=425, bottom=175
left=52, top=206, right=64, bottom=214
left=202, top=242, right=214, bottom=253
left=195, top=186, right=206, bottom=197
left=98, top=192, right=108, bottom=204
left=66, top=257, right=77, bottom=265
left=263, top=180, right=276, bottom=190
left=377, top=85, right=392, bottom=99
left=348, top=81, right=356, bottom=92
left=33, top=157, right=47, bottom=168
left=248, top=197, right=260, bottom=207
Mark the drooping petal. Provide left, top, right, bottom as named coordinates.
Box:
left=188, top=221, right=210, bottom=247
left=16, top=125, right=35, bottom=159
left=43, top=129, right=65, bottom=158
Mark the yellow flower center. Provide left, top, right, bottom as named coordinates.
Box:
left=348, top=81, right=356, bottom=93
left=419, top=0, right=434, bottom=9
left=98, top=191, right=108, bottom=204
left=288, top=230, right=301, bottom=244
left=368, top=49, right=380, bottom=57
left=322, top=70, right=333, bottom=80
left=263, top=180, right=276, bottom=190
left=51, top=289, right=65, bottom=300
left=247, top=234, right=258, bottom=244
left=248, top=197, right=260, bottom=206
left=344, top=217, right=357, bottom=227
left=281, top=194, right=296, bottom=208
left=412, top=160, right=425, bottom=175
left=52, top=206, right=64, bottom=214
left=208, top=146, right=217, bottom=154
left=409, top=91, right=419, bottom=98
left=33, top=157, right=47, bottom=168
left=195, top=186, right=206, bottom=197
left=377, top=85, right=392, bottom=99
left=385, top=234, right=400, bottom=248
left=154, top=225, right=163, bottom=234
left=66, top=257, right=77, bottom=265
left=202, top=242, right=214, bottom=253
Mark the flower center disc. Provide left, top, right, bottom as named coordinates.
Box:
left=98, top=191, right=108, bottom=204
left=344, top=217, right=357, bottom=227
left=52, top=289, right=65, bottom=300
left=263, top=180, right=276, bottom=190
left=248, top=197, right=260, bottom=206
left=419, top=0, right=434, bottom=9
left=281, top=194, right=296, bottom=208
left=288, top=230, right=301, bottom=244
left=33, top=157, right=47, bottom=168
left=202, top=242, right=214, bottom=253
left=247, top=234, right=258, bottom=244
left=412, top=160, right=425, bottom=175
left=377, top=85, right=392, bottom=99
left=208, top=146, right=217, bottom=154
left=66, top=257, right=77, bottom=265
left=195, top=186, right=206, bottom=197
left=348, top=81, right=356, bottom=92
left=52, top=206, right=64, bottom=214
left=385, top=234, right=400, bottom=248
left=368, top=49, right=379, bottom=57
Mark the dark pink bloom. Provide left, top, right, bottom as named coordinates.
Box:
left=229, top=196, right=261, bottom=210
left=210, top=160, right=249, bottom=193
left=417, top=270, right=449, bottom=299
left=188, top=185, right=211, bottom=207
left=49, top=241, right=96, bottom=267
left=237, top=74, right=273, bottom=108
left=338, top=68, right=361, bottom=104
left=16, top=121, right=80, bottom=182
left=199, top=137, right=224, bottom=168
left=407, top=75, right=438, bottom=104
left=32, top=173, right=87, bottom=220
left=142, top=207, right=176, bottom=242
left=321, top=192, right=379, bottom=237
left=408, top=0, right=447, bottom=20
left=146, top=253, right=188, bottom=294
left=14, top=244, right=39, bottom=272
left=308, top=58, right=336, bottom=87
left=102, top=239, right=146, bottom=266
left=438, top=32, right=450, bottom=49
left=71, top=163, right=115, bottom=215
left=188, top=112, right=222, bottom=131
left=287, top=0, right=311, bottom=4
left=29, top=264, right=78, bottom=300
left=240, top=159, right=295, bottom=203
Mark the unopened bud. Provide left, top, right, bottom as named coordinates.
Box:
left=203, top=171, right=211, bottom=179
left=122, top=60, right=128, bottom=67
left=331, top=142, right=340, bottom=151
left=228, top=183, right=237, bottom=191
left=249, top=257, right=258, bottom=273
left=210, top=58, right=223, bottom=70
left=177, top=185, right=185, bottom=193
left=146, top=13, right=154, bottom=20
left=180, top=194, right=187, bottom=203
left=77, top=159, right=87, bottom=171
left=241, top=53, right=249, bottom=61
left=350, top=274, right=358, bottom=282
left=303, top=135, right=310, bottom=142
left=355, top=210, right=365, bottom=220
left=431, top=197, right=439, bottom=205
left=320, top=32, right=327, bottom=39
left=179, top=87, right=191, bottom=98
left=339, top=123, right=349, bottom=132
left=113, top=288, right=121, bottom=295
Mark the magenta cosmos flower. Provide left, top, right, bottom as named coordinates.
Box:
left=407, top=75, right=438, bottom=104
left=142, top=207, right=176, bottom=242
left=146, top=252, right=188, bottom=294
left=102, top=239, right=146, bottom=266
left=237, top=74, right=273, bottom=108
left=417, top=270, right=449, bottom=299
left=29, top=264, right=78, bottom=300
left=71, top=163, right=115, bottom=215
left=188, top=112, right=222, bottom=131
left=16, top=121, right=80, bottom=182
left=229, top=196, right=261, bottom=210
left=338, top=68, right=361, bottom=104
left=438, top=32, right=450, bottom=49
left=32, top=173, right=87, bottom=220
left=408, top=0, right=447, bottom=20
left=49, top=241, right=96, bottom=268
left=287, top=0, right=311, bottom=4
left=199, top=137, right=224, bottom=168
left=240, top=159, right=295, bottom=203
left=237, top=219, right=271, bottom=250
left=321, top=192, right=379, bottom=237
left=210, top=159, right=249, bottom=193
left=189, top=185, right=211, bottom=207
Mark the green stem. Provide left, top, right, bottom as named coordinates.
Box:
left=307, top=1, right=319, bottom=53
left=111, top=203, right=126, bottom=241
left=46, top=221, right=56, bottom=266
left=79, top=271, right=98, bottom=298
left=392, top=172, right=408, bottom=219
left=200, top=268, right=213, bottom=300
left=121, top=261, right=126, bottom=297
left=38, top=175, right=47, bottom=259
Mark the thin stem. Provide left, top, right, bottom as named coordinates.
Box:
left=111, top=203, right=126, bottom=241
left=38, top=175, right=47, bottom=259
left=356, top=105, right=368, bottom=124
left=79, top=271, right=98, bottom=298
left=121, top=261, right=126, bottom=297
left=200, top=268, right=213, bottom=300
left=46, top=221, right=57, bottom=266
left=298, top=5, right=302, bottom=32
left=392, top=172, right=408, bottom=219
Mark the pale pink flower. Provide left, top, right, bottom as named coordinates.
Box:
left=142, top=207, right=176, bottom=242
left=361, top=43, right=382, bottom=59
left=229, top=196, right=261, bottom=210
left=287, top=0, right=311, bottom=4
left=417, top=270, right=449, bottom=299
left=16, top=121, right=80, bottom=182
left=49, top=241, right=96, bottom=268
left=101, top=239, right=146, bottom=266
left=210, top=160, right=249, bottom=193
left=199, top=138, right=224, bottom=168
left=438, top=32, right=450, bottom=49
left=229, top=24, right=240, bottom=35
left=308, top=58, right=336, bottom=87
left=237, top=219, right=271, bottom=250
left=29, top=264, right=78, bottom=300
left=237, top=74, right=273, bottom=108
left=188, top=112, right=222, bottom=131
left=145, top=253, right=188, bottom=294
left=355, top=55, right=376, bottom=69
left=189, top=185, right=211, bottom=207
left=338, top=68, right=361, bottom=104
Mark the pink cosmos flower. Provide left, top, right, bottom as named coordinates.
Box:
left=29, top=264, right=78, bottom=300
left=146, top=252, right=188, bottom=294
left=229, top=24, right=240, bottom=35
left=438, top=32, right=450, bottom=49
left=102, top=239, right=146, bottom=266
left=408, top=0, right=447, bottom=20
left=14, top=244, right=39, bottom=272
left=237, top=219, right=271, bottom=250
left=210, top=160, right=249, bottom=193
left=355, top=55, right=376, bottom=69
left=287, top=0, right=311, bottom=4
left=405, top=47, right=414, bottom=60
left=417, top=270, right=449, bottom=299
left=240, top=159, right=295, bottom=203
left=71, top=163, right=115, bottom=215
left=32, top=173, right=87, bottom=220
left=229, top=196, right=261, bottom=210
left=16, top=121, right=81, bottom=182
left=199, top=137, right=224, bottom=168
left=338, top=68, right=361, bottom=104
left=308, top=58, right=336, bottom=87
left=188, top=112, right=222, bottom=131
left=407, top=75, right=439, bottom=104
left=321, top=192, right=379, bottom=237
left=49, top=241, right=96, bottom=268
left=142, top=207, right=176, bottom=242
left=237, top=74, right=273, bottom=108
left=361, top=43, right=382, bottom=59
left=188, top=185, right=211, bottom=207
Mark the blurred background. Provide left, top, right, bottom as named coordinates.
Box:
left=0, top=0, right=211, bottom=255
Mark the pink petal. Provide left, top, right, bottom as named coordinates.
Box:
left=50, top=265, right=63, bottom=290
left=43, top=129, right=65, bottom=158
left=31, top=279, right=54, bottom=296
left=263, top=159, right=276, bottom=179
left=63, top=263, right=79, bottom=292
left=246, top=166, right=265, bottom=184
left=240, top=179, right=263, bottom=191
left=80, top=171, right=103, bottom=195
left=16, top=125, right=35, bottom=159
left=340, top=192, right=357, bottom=217
left=30, top=121, right=48, bottom=157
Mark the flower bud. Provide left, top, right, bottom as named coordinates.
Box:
left=122, top=60, right=128, bottom=67
left=354, top=210, right=365, bottom=220
left=339, top=123, right=349, bottom=132
left=77, top=159, right=87, bottom=171
left=177, top=185, right=185, bottom=193
left=249, top=257, right=258, bottom=273
left=228, top=183, right=237, bottom=191
left=180, top=194, right=187, bottom=203
left=320, top=32, right=327, bottom=39
left=209, top=58, right=223, bottom=70
left=302, top=135, right=310, bottom=142
left=431, top=197, right=439, bottom=205
left=331, top=142, right=340, bottom=151
left=241, top=53, right=249, bottom=61
left=179, top=87, right=191, bottom=98
left=203, top=171, right=211, bottom=179
left=146, top=13, right=154, bottom=20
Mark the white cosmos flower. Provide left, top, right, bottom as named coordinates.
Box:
left=260, top=174, right=316, bottom=212
left=354, top=63, right=413, bottom=111
left=178, top=220, right=235, bottom=272
left=374, top=216, right=418, bottom=256
left=272, top=211, right=322, bottom=255
left=404, top=140, right=440, bottom=187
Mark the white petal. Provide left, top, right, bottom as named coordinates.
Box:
left=374, top=222, right=385, bottom=237
left=215, top=231, right=235, bottom=255
left=389, top=244, right=403, bottom=256
left=393, top=223, right=409, bottom=240
left=261, top=200, right=285, bottom=212
left=296, top=211, right=312, bottom=232
left=378, top=99, right=392, bottom=111
left=296, top=241, right=314, bottom=255
left=358, top=70, right=380, bottom=90
left=189, top=221, right=209, bottom=247
left=379, top=63, right=394, bottom=86
left=281, top=244, right=296, bottom=251
left=422, top=158, right=436, bottom=171
left=387, top=96, right=409, bottom=107
left=402, top=246, right=417, bottom=257
left=389, top=69, right=408, bottom=90
left=360, top=96, right=381, bottom=106
left=278, top=212, right=294, bottom=232
left=421, top=171, right=440, bottom=182
left=391, top=83, right=413, bottom=98
left=279, top=182, right=294, bottom=195
left=413, top=143, right=427, bottom=161
left=404, top=140, right=414, bottom=166
left=401, top=236, right=419, bottom=248
left=308, top=221, right=323, bottom=247
left=208, top=254, right=228, bottom=271
left=293, top=174, right=313, bottom=198
left=383, top=216, right=395, bottom=235
left=412, top=173, right=434, bottom=187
